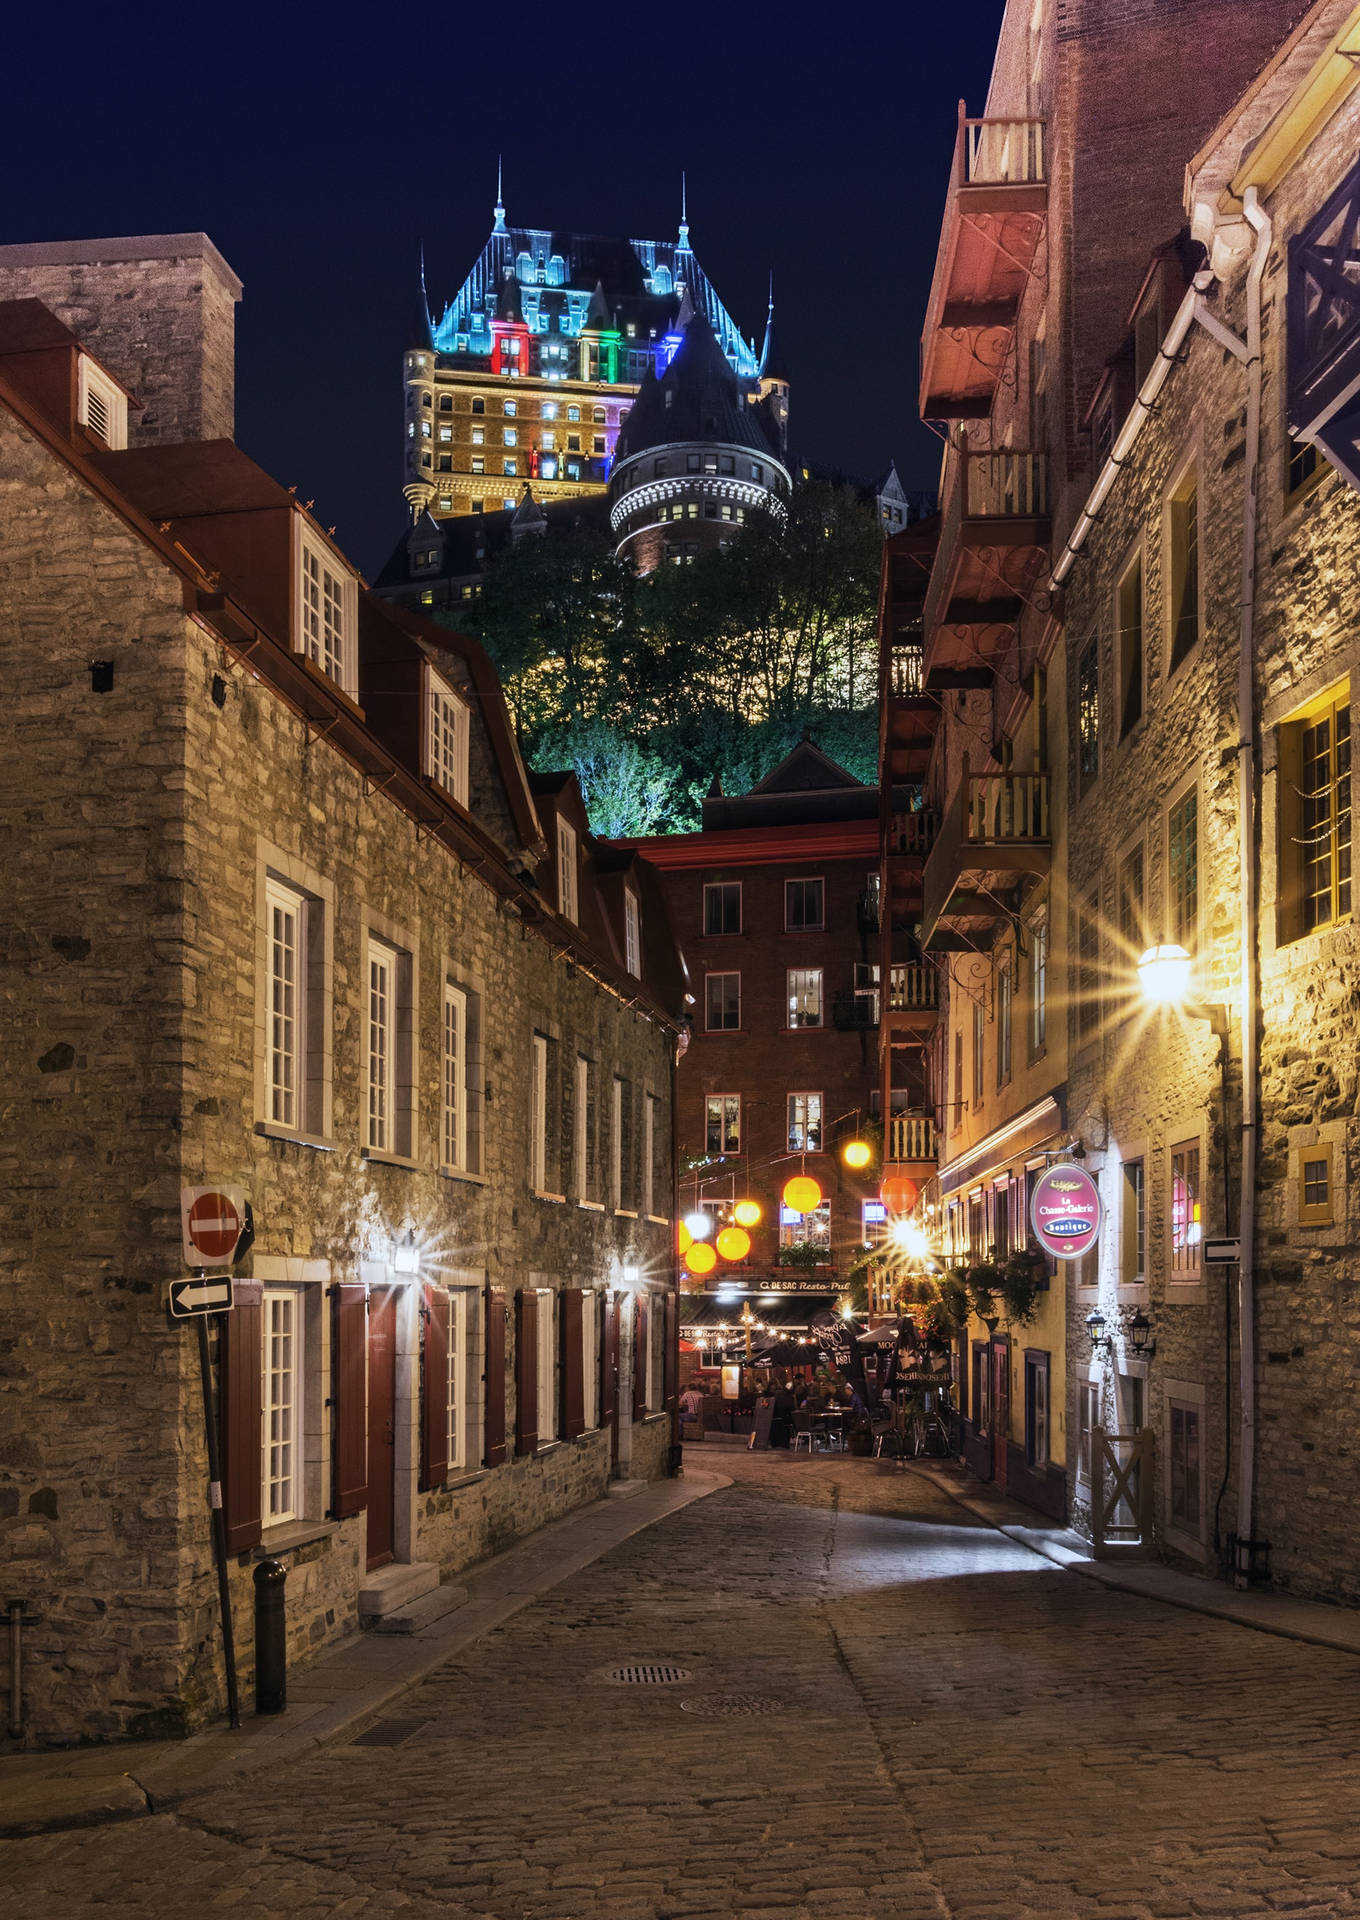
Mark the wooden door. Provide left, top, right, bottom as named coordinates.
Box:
left=366, top=1286, right=398, bottom=1570
left=991, top=1338, right=1009, bottom=1492
left=602, top=1292, right=621, bottom=1470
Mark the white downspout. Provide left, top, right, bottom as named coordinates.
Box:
left=1235, top=185, right=1270, bottom=1585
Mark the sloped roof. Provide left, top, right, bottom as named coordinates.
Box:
left=614, top=312, right=780, bottom=465
left=751, top=740, right=866, bottom=794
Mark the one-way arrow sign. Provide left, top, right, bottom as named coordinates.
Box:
left=169, top=1275, right=235, bottom=1319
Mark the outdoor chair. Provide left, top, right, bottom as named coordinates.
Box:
left=791, top=1411, right=816, bottom=1454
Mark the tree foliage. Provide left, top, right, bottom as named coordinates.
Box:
left=461, top=480, right=883, bottom=836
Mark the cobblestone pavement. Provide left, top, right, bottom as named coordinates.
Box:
left=8, top=1452, right=1360, bottom=1920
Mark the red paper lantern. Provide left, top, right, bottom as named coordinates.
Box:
left=880, top=1174, right=920, bottom=1215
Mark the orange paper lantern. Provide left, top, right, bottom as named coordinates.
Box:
left=880, top=1174, right=920, bottom=1215
left=684, top=1241, right=717, bottom=1276
left=843, top=1140, right=872, bottom=1170
left=716, top=1226, right=751, bottom=1262
left=733, top=1199, right=762, bottom=1229
left=782, top=1174, right=823, bottom=1216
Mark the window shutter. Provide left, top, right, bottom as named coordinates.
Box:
left=331, top=1282, right=369, bottom=1518
left=1277, top=719, right=1303, bottom=946
left=633, top=1294, right=648, bottom=1417
left=515, top=1288, right=538, bottom=1455
left=484, top=1285, right=507, bottom=1467
left=220, top=1280, right=263, bottom=1554
left=601, top=1292, right=619, bottom=1432
left=560, top=1289, right=585, bottom=1440
left=663, top=1288, right=678, bottom=1413
left=421, top=1284, right=450, bottom=1491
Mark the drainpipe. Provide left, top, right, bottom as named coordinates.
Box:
left=1234, top=186, right=1270, bottom=1586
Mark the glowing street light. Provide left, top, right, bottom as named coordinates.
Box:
left=1137, top=943, right=1194, bottom=1006
left=889, top=1219, right=932, bottom=1258
left=683, top=1209, right=713, bottom=1241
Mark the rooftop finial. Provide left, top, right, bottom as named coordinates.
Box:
left=767, top=270, right=774, bottom=317
left=678, top=170, right=691, bottom=251
left=493, top=156, right=506, bottom=232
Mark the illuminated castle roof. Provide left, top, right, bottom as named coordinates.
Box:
left=421, top=182, right=761, bottom=381
left=613, top=312, right=781, bottom=465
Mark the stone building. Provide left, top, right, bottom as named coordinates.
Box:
left=907, top=0, right=1314, bottom=1531
left=630, top=744, right=882, bottom=1365
left=0, top=237, right=686, bottom=1746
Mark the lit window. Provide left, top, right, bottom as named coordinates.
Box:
left=780, top=1199, right=829, bottom=1253
left=1168, top=788, right=1199, bottom=947
left=1279, top=690, right=1351, bottom=941
left=787, top=1091, right=822, bottom=1152
left=504, top=427, right=518, bottom=446
left=365, top=932, right=414, bottom=1158
left=706, top=1094, right=740, bottom=1155
left=567, top=405, right=581, bottom=421
left=556, top=815, right=578, bottom=922
left=262, top=874, right=326, bottom=1137
left=472, top=427, right=484, bottom=444
left=541, top=430, right=555, bottom=451
left=296, top=535, right=356, bottom=696
left=786, top=968, right=823, bottom=1029
left=542, top=401, right=558, bottom=420
left=1169, top=1140, right=1201, bottom=1276
left=1077, top=635, right=1099, bottom=794
left=504, top=399, right=518, bottom=416
left=471, top=457, right=484, bottom=474
left=439, top=426, right=452, bottom=442
left=504, top=459, right=517, bottom=477
left=426, top=667, right=469, bottom=804
left=262, top=1289, right=301, bottom=1524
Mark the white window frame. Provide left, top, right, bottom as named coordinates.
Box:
left=786, top=966, right=824, bottom=1029
left=705, top=971, right=741, bottom=1030
left=262, top=1287, right=303, bottom=1525
left=446, top=1286, right=471, bottom=1474
left=295, top=527, right=358, bottom=698
left=645, top=1297, right=663, bottom=1413
left=258, top=855, right=331, bottom=1142
left=642, top=1092, right=659, bottom=1218
left=264, top=876, right=304, bottom=1133
left=611, top=1075, right=626, bottom=1211
left=77, top=354, right=128, bottom=449
left=575, top=1053, right=597, bottom=1204
left=582, top=1290, right=601, bottom=1429
left=442, top=982, right=469, bottom=1173
left=365, top=929, right=415, bottom=1160
left=426, top=666, right=470, bottom=806
left=624, top=889, right=641, bottom=976
left=787, top=1091, right=823, bottom=1152
left=705, top=1092, right=741, bottom=1156
left=530, top=1033, right=550, bottom=1193
left=557, top=816, right=579, bottom=922
left=536, top=1289, right=557, bottom=1443
left=784, top=876, right=825, bottom=932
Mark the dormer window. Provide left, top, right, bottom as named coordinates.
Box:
left=77, top=356, right=127, bottom=450
left=426, top=666, right=469, bottom=806
left=624, top=890, right=641, bottom=977
left=295, top=530, right=357, bottom=697
left=556, top=816, right=579, bottom=923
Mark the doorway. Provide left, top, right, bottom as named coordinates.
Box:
left=991, top=1338, right=1010, bottom=1492
left=366, top=1285, right=398, bottom=1570
left=604, top=1291, right=622, bottom=1473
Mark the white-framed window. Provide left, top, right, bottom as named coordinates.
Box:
left=442, top=982, right=468, bottom=1172
left=77, top=354, right=128, bottom=449
left=706, top=1092, right=741, bottom=1155
left=786, top=967, right=823, bottom=1029
left=262, top=872, right=328, bottom=1138
left=624, top=889, right=641, bottom=976
left=365, top=932, right=414, bottom=1158
left=445, top=1286, right=471, bottom=1473
left=582, top=1290, right=601, bottom=1429
left=643, top=1092, right=659, bottom=1217
left=575, top=1053, right=596, bottom=1202
left=785, top=876, right=825, bottom=931
left=780, top=1200, right=830, bottom=1252
left=296, top=531, right=357, bottom=697
left=557, top=815, right=579, bottom=922
left=611, top=1075, right=627, bottom=1210
left=262, top=1288, right=302, bottom=1524
left=536, top=1290, right=557, bottom=1442
left=1170, top=1139, right=1202, bottom=1279
left=705, top=972, right=741, bottom=1030
left=1030, top=909, right=1048, bottom=1053
left=530, top=1032, right=550, bottom=1192
left=787, top=1091, right=823, bottom=1152
left=646, top=1297, right=664, bottom=1412
left=426, top=667, right=470, bottom=805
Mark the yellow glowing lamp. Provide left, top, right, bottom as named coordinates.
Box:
left=678, top=1222, right=693, bottom=1255
left=1138, top=943, right=1193, bottom=1006
left=843, top=1139, right=872, bottom=1171
left=716, top=1226, right=751, bottom=1262
left=733, top=1198, right=762, bottom=1228
left=684, top=1242, right=717, bottom=1276
left=783, top=1174, right=823, bottom=1216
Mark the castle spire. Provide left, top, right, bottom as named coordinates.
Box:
left=413, top=242, right=434, bottom=349
left=678, top=170, right=691, bottom=253
left=493, top=156, right=506, bottom=233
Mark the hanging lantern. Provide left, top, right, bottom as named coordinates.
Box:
left=684, top=1242, right=717, bottom=1276
left=683, top=1209, right=713, bottom=1241
left=783, top=1174, right=823, bottom=1216
left=842, top=1139, right=872, bottom=1170
left=733, top=1198, right=762, bottom=1229
left=678, top=1221, right=693, bottom=1255
left=881, top=1173, right=920, bottom=1215
left=716, top=1226, right=751, bottom=1262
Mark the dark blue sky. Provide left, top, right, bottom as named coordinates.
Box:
left=5, top=6, right=1003, bottom=574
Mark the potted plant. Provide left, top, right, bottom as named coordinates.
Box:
left=1000, top=1249, right=1044, bottom=1327
left=965, top=1262, right=1002, bottom=1325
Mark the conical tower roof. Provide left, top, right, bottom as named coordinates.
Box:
left=614, top=311, right=780, bottom=465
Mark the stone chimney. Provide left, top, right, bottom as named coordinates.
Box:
left=0, top=233, right=242, bottom=444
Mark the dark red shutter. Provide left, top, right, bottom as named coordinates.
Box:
left=515, top=1288, right=538, bottom=1455
left=601, top=1292, right=619, bottom=1432
left=663, top=1288, right=678, bottom=1414
left=220, top=1281, right=262, bottom=1554
left=421, top=1284, right=450, bottom=1491
left=332, top=1282, right=369, bottom=1518
left=634, top=1294, right=649, bottom=1416
left=484, top=1286, right=507, bottom=1467
left=561, top=1290, right=585, bottom=1440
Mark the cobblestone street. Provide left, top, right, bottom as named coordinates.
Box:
left=8, top=1452, right=1360, bottom=1920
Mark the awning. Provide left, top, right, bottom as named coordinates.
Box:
left=936, top=1093, right=1064, bottom=1195
left=679, top=1293, right=838, bottom=1332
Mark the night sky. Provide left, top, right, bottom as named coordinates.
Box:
left=5, top=8, right=1003, bottom=577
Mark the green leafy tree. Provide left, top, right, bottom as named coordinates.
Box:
left=531, top=718, right=700, bottom=838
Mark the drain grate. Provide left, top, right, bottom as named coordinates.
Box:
left=349, top=1715, right=431, bottom=1747
left=681, top=1693, right=786, bottom=1717
left=602, top=1663, right=693, bottom=1686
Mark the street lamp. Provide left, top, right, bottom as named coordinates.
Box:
left=1086, top=1308, right=1111, bottom=1355
left=1129, top=1309, right=1156, bottom=1358
left=1137, top=943, right=1194, bottom=1005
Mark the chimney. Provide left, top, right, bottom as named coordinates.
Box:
left=0, top=233, right=242, bottom=444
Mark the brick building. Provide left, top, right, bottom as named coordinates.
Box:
left=907, top=0, right=1316, bottom=1535
left=0, top=236, right=686, bottom=1746
left=630, top=745, right=882, bottom=1364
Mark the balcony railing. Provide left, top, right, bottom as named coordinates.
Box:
left=961, top=115, right=1045, bottom=190
left=887, top=809, right=937, bottom=856
left=890, top=643, right=925, bottom=696
left=888, top=1114, right=937, bottom=1162
left=887, top=964, right=938, bottom=1014
left=832, top=989, right=879, bottom=1032
left=965, top=771, right=1050, bottom=845
left=964, top=448, right=1049, bottom=518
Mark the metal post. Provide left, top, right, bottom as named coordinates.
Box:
left=196, top=1312, right=241, bottom=1728
left=252, top=1559, right=288, bottom=1714
left=8, top=1600, right=22, bottom=1739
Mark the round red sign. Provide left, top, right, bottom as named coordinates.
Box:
left=187, top=1191, right=241, bottom=1262
left=1029, top=1165, right=1103, bottom=1260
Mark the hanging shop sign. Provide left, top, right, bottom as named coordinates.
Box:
left=1029, top=1164, right=1103, bottom=1260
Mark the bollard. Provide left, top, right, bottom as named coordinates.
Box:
left=252, top=1557, right=288, bottom=1715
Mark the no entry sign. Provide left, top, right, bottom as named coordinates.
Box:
left=1029, top=1165, right=1103, bottom=1261
left=181, top=1186, right=246, bottom=1266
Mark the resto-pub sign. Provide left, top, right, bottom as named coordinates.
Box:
left=1029, top=1164, right=1103, bottom=1260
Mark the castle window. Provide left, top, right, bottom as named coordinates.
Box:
left=439, top=395, right=452, bottom=412
left=422, top=392, right=432, bottom=407
left=503, top=428, right=518, bottom=446
left=439, top=426, right=452, bottom=442
left=750, top=462, right=763, bottom=482
left=504, top=399, right=518, bottom=416
left=504, top=458, right=517, bottom=476
left=654, top=458, right=669, bottom=478
left=567, top=462, right=581, bottom=480
left=567, top=405, right=580, bottom=421
left=472, top=428, right=484, bottom=445
left=542, top=401, right=558, bottom=420
left=471, top=396, right=486, bottom=414
left=720, top=455, right=734, bottom=474
left=687, top=453, right=700, bottom=472
left=541, top=431, right=555, bottom=451
left=437, top=456, right=451, bottom=472
left=593, top=407, right=605, bottom=423
left=651, top=264, right=673, bottom=295
left=568, top=435, right=580, bottom=452
left=438, top=495, right=452, bottom=510
left=472, top=458, right=484, bottom=474
left=425, top=666, right=470, bottom=806
left=593, top=436, right=605, bottom=454
left=471, top=499, right=484, bottom=514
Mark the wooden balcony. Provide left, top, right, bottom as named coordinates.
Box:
left=886, top=809, right=936, bottom=858
left=882, top=963, right=939, bottom=1044
left=920, top=106, right=1047, bottom=421
left=887, top=1113, right=938, bottom=1164
left=923, top=439, right=1050, bottom=678
left=922, top=767, right=1051, bottom=949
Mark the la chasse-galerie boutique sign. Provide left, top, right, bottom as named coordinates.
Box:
left=1029, top=1165, right=1103, bottom=1260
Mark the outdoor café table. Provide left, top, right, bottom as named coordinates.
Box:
left=812, top=1412, right=845, bottom=1451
